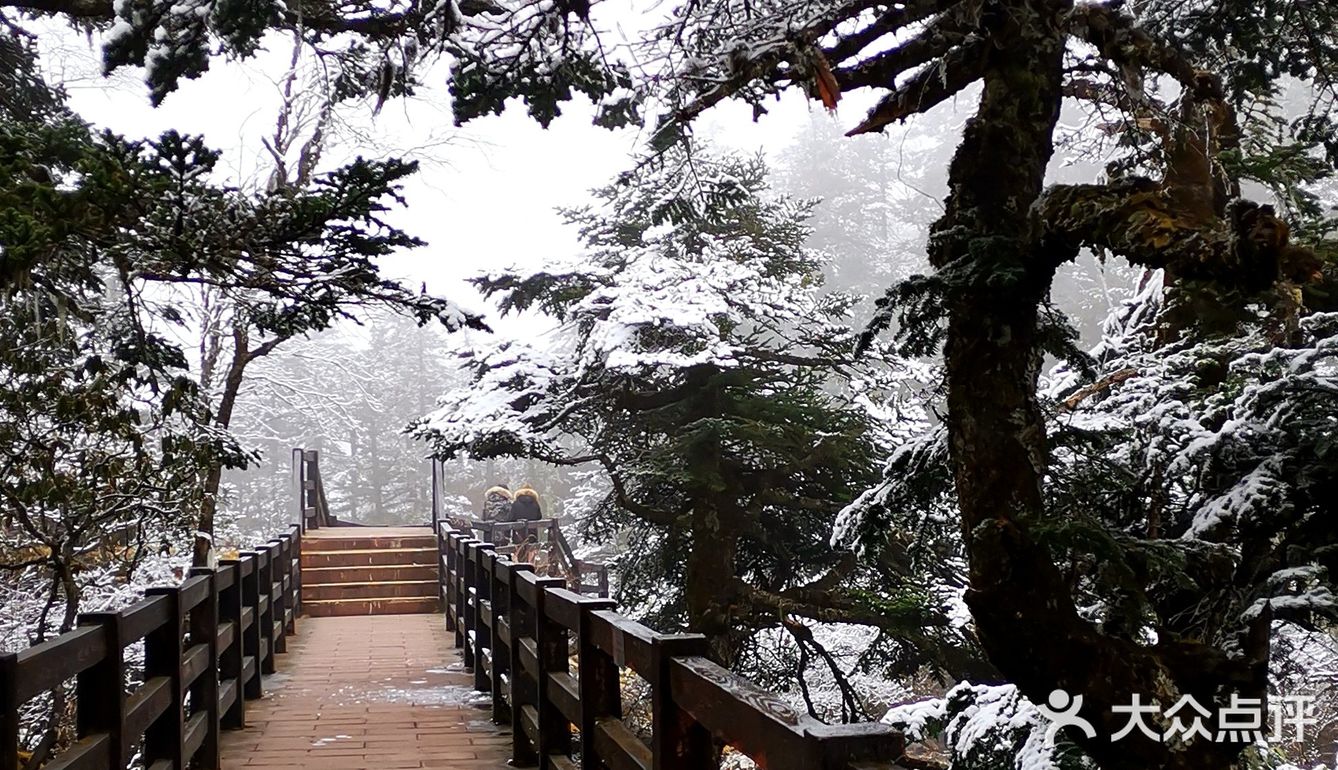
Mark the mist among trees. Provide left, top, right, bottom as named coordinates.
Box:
left=3, top=0, right=1338, bottom=767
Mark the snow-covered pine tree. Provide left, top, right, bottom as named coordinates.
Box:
left=628, top=4, right=1338, bottom=768
left=415, top=149, right=980, bottom=708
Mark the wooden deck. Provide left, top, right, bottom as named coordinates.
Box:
left=220, top=614, right=511, bottom=769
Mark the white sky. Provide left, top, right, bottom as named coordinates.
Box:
left=35, top=23, right=897, bottom=328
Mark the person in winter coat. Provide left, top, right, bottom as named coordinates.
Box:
left=509, top=485, right=542, bottom=521
left=482, top=485, right=513, bottom=521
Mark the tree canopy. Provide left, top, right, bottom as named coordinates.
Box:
left=4, top=0, right=1338, bottom=765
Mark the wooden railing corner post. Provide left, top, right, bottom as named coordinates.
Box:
left=76, top=611, right=128, bottom=769
left=650, top=635, right=713, bottom=770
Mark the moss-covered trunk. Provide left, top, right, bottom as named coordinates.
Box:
left=931, top=1, right=1263, bottom=767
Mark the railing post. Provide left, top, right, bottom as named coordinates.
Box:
left=576, top=599, right=619, bottom=770
left=76, top=612, right=128, bottom=768
left=271, top=541, right=287, bottom=650
left=267, top=540, right=287, bottom=656
left=218, top=560, right=245, bottom=728
left=461, top=539, right=478, bottom=670
left=650, top=635, right=714, bottom=770
left=307, top=450, right=332, bottom=528
left=145, top=586, right=187, bottom=770
left=239, top=554, right=263, bottom=700
left=439, top=524, right=455, bottom=634
left=1, top=653, right=19, bottom=770
left=188, top=567, right=221, bottom=769
left=456, top=537, right=477, bottom=654
left=534, top=577, right=570, bottom=769
left=507, top=563, right=538, bottom=767
left=291, top=447, right=305, bottom=533
left=254, top=547, right=276, bottom=676
left=471, top=542, right=496, bottom=690
left=289, top=526, right=302, bottom=624
left=476, top=546, right=497, bottom=694
left=490, top=557, right=512, bottom=725
left=431, top=458, right=442, bottom=529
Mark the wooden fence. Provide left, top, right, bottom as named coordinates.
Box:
left=436, top=522, right=907, bottom=770
left=458, top=518, right=610, bottom=597
left=292, top=448, right=335, bottom=530
left=0, top=527, right=302, bottom=770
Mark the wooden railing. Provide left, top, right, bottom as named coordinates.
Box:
left=0, top=527, right=302, bottom=770
left=292, top=448, right=336, bottom=530
left=459, top=518, right=610, bottom=597
left=435, top=522, right=907, bottom=770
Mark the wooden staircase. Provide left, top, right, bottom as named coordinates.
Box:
left=300, top=527, right=440, bottom=616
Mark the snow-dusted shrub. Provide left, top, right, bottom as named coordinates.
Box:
left=884, top=683, right=1092, bottom=770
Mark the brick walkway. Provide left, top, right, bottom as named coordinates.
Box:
left=221, top=614, right=512, bottom=769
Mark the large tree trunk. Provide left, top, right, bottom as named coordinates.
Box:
left=930, top=1, right=1264, bottom=767
left=684, top=502, right=742, bottom=664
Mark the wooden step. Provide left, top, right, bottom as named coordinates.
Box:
left=301, top=564, right=437, bottom=584
left=300, top=547, right=436, bottom=568
left=302, top=580, right=439, bottom=601
left=303, top=596, right=441, bottom=617
left=301, top=535, right=436, bottom=552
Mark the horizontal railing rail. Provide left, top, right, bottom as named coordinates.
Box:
left=436, top=522, right=907, bottom=770
left=0, top=525, right=302, bottom=770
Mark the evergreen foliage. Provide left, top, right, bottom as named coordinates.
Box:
left=417, top=150, right=981, bottom=703
left=0, top=35, right=477, bottom=623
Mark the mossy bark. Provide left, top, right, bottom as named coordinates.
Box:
left=931, top=1, right=1265, bottom=767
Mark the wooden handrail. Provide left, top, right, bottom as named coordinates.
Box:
left=292, top=447, right=335, bottom=531
left=435, top=522, right=908, bottom=770
left=0, top=525, right=303, bottom=770
left=455, top=517, right=610, bottom=597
